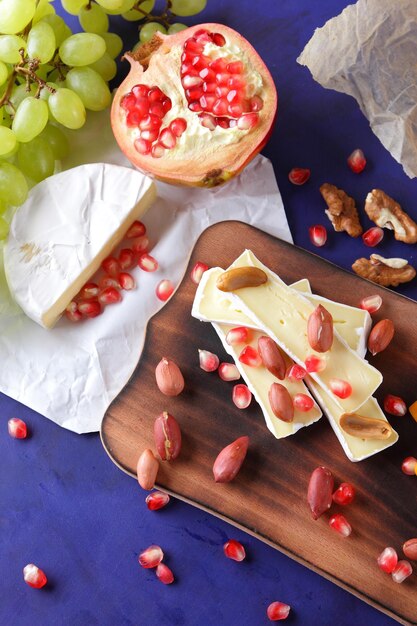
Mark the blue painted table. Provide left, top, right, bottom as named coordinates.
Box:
left=2, top=1, right=415, bottom=624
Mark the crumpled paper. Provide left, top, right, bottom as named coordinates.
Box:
left=297, top=0, right=417, bottom=179
left=0, top=110, right=291, bottom=434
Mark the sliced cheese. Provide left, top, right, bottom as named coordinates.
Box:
left=223, top=250, right=382, bottom=413
left=4, top=163, right=156, bottom=328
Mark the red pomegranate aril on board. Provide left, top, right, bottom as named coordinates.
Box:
left=170, top=118, right=187, bottom=137
left=78, top=299, right=102, bottom=317
left=392, top=561, right=413, bottom=583
left=156, top=279, right=174, bottom=301
left=329, top=514, right=352, bottom=537
left=286, top=364, right=307, bottom=382
left=138, top=545, right=164, bottom=569
left=8, top=417, right=28, bottom=439
left=237, top=113, right=258, bottom=130
left=135, top=137, right=151, bottom=155
left=119, top=272, right=136, bottom=290
left=78, top=282, right=99, bottom=300
left=383, top=394, right=407, bottom=416
left=98, top=287, right=122, bottom=305
left=377, top=547, right=398, bottom=574
left=293, top=393, right=314, bottom=412
left=65, top=301, right=83, bottom=322
left=360, top=294, right=382, bottom=314
left=190, top=261, right=209, bottom=284
left=226, top=326, right=251, bottom=345
left=119, top=248, right=136, bottom=270
left=199, top=349, right=220, bottom=372
left=267, top=601, right=291, bottom=621
left=332, top=483, right=355, bottom=506
left=288, top=167, right=310, bottom=185
left=218, top=362, right=240, bottom=382
left=132, top=236, right=149, bottom=254
left=309, top=224, right=327, bottom=247
left=232, top=384, right=252, bottom=409
left=102, top=256, right=120, bottom=277
left=401, top=456, right=417, bottom=475
left=138, top=253, right=159, bottom=272
left=347, top=148, right=366, bottom=174
left=156, top=563, right=174, bottom=584
left=329, top=378, right=352, bottom=399
left=99, top=276, right=121, bottom=290
left=146, top=490, right=170, bottom=511
left=23, top=564, right=47, bottom=589
left=363, top=226, right=384, bottom=247
left=223, top=539, right=246, bottom=562
left=239, top=345, right=262, bottom=367
left=126, top=220, right=146, bottom=239
left=305, top=355, right=326, bottom=373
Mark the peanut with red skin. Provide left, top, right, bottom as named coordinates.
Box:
left=307, top=304, right=333, bottom=353
left=154, top=411, right=182, bottom=461
left=213, top=436, right=249, bottom=483
left=307, top=466, right=334, bottom=520
left=403, top=539, right=417, bottom=561
left=367, top=319, right=394, bottom=356
left=155, top=357, right=184, bottom=396
left=268, top=383, right=294, bottom=422
left=137, top=449, right=159, bottom=490
left=258, top=336, right=286, bottom=380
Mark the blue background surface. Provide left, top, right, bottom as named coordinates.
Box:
left=2, top=0, right=416, bottom=624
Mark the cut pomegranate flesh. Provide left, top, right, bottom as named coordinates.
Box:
left=111, top=24, right=277, bottom=187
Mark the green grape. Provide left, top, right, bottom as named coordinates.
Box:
left=0, top=199, right=6, bottom=215
left=133, top=0, right=155, bottom=17
left=0, top=61, right=8, bottom=87
left=48, top=88, right=86, bottom=130
left=100, top=32, right=123, bottom=59
left=6, top=83, right=38, bottom=116
left=88, top=53, right=116, bottom=81
left=40, top=124, right=69, bottom=160
left=12, top=97, right=49, bottom=143
left=27, top=22, right=56, bottom=64
left=46, top=70, right=67, bottom=86
left=167, top=23, right=188, bottom=34
left=96, top=0, right=125, bottom=10
left=0, top=127, right=16, bottom=156
left=0, top=36, right=27, bottom=64
left=18, top=136, right=55, bottom=183
left=65, top=67, right=111, bottom=111
left=139, top=23, right=167, bottom=43
left=0, top=216, right=9, bottom=240
left=0, top=161, right=28, bottom=205
left=79, top=4, right=109, bottom=34
left=104, top=0, right=135, bottom=14
left=0, top=0, right=36, bottom=35
left=39, top=82, right=59, bottom=102
left=61, top=0, right=88, bottom=15
left=32, top=0, right=55, bottom=24
left=170, top=0, right=207, bottom=17
left=1, top=140, right=19, bottom=159
left=59, top=33, right=106, bottom=67
left=41, top=15, right=72, bottom=47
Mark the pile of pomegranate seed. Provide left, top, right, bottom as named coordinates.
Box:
left=309, top=224, right=327, bottom=247
left=347, top=148, right=366, bottom=174
left=23, top=563, right=47, bottom=589
left=359, top=294, right=382, bottom=314
left=288, top=167, right=310, bottom=185
left=377, top=546, right=413, bottom=583
left=267, top=601, right=291, bottom=621
left=383, top=394, right=407, bottom=416
left=8, top=417, right=28, bottom=439
left=362, top=226, right=384, bottom=247
left=190, top=261, right=209, bottom=284
left=223, top=539, right=246, bottom=562
left=145, top=490, right=170, bottom=511
left=138, top=545, right=175, bottom=584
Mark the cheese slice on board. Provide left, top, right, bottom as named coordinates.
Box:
left=222, top=250, right=382, bottom=413
left=4, top=163, right=156, bottom=328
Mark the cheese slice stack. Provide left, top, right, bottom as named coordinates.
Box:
left=4, top=163, right=156, bottom=328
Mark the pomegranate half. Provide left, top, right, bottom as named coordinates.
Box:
left=111, top=23, right=277, bottom=187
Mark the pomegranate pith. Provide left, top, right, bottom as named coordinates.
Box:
left=111, top=24, right=277, bottom=187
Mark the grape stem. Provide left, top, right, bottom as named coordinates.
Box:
left=0, top=50, right=56, bottom=108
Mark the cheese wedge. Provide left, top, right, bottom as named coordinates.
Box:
left=4, top=163, right=156, bottom=328
left=222, top=250, right=382, bottom=413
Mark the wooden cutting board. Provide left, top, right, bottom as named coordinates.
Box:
left=101, top=221, right=417, bottom=626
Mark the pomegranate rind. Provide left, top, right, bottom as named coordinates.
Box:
left=111, top=24, right=278, bottom=187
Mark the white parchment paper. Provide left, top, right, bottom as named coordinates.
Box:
left=297, top=0, right=417, bottom=179
left=0, top=110, right=291, bottom=433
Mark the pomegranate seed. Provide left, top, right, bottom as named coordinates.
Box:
left=210, top=57, right=227, bottom=72
left=190, top=261, right=209, bottom=284
left=239, top=346, right=262, bottom=367
left=360, top=294, right=382, bottom=314
left=132, top=84, right=148, bottom=98
left=200, top=94, right=216, bottom=110
left=140, top=129, right=159, bottom=142
left=184, top=38, right=204, bottom=55
left=121, top=92, right=136, bottom=110
left=304, top=355, right=326, bottom=373
left=288, top=167, right=311, bottom=185
left=194, top=29, right=211, bottom=43
left=216, top=117, right=230, bottom=129
left=146, top=490, right=170, bottom=511
left=138, top=545, right=164, bottom=569
left=126, top=110, right=141, bottom=126
left=149, top=101, right=165, bottom=118
left=119, top=248, right=136, bottom=270
left=126, top=220, right=146, bottom=239
left=23, top=564, right=47, bottom=589
left=227, top=60, right=244, bottom=74
left=119, top=272, right=136, bottom=290
left=102, top=256, right=120, bottom=278
left=377, top=547, right=398, bottom=574
left=383, top=394, right=407, bottom=416
left=170, top=118, right=187, bottom=137
left=139, top=114, right=162, bottom=132
left=215, top=72, right=230, bottom=86
left=212, top=32, right=226, bottom=46
left=392, top=560, right=413, bottom=583
left=161, top=97, right=172, bottom=113
left=182, top=74, right=203, bottom=88
left=78, top=299, right=102, bottom=317
left=218, top=362, right=240, bottom=382
left=131, top=236, right=149, bottom=254
left=401, top=456, right=417, bottom=475
left=329, top=513, right=352, bottom=537
left=134, top=137, right=151, bottom=155
left=223, top=539, right=246, bottom=561
left=215, top=85, right=228, bottom=98
left=332, top=482, right=355, bottom=506
left=8, top=417, right=27, bottom=439
left=159, top=128, right=176, bottom=149
left=362, top=226, right=384, bottom=247
left=293, top=393, right=314, bottom=412
left=65, top=301, right=83, bottom=322
left=138, top=253, right=159, bottom=272
left=347, top=148, right=366, bottom=173
left=228, top=103, right=243, bottom=117
left=267, top=601, right=291, bottom=621
left=156, top=279, right=174, bottom=301
left=212, top=98, right=228, bottom=116
left=99, top=276, right=121, bottom=290
left=98, top=287, right=122, bottom=305
left=199, top=113, right=216, bottom=130
left=286, top=364, right=307, bottom=381
left=226, top=326, right=251, bottom=345
left=77, top=282, right=99, bottom=300
left=232, top=384, right=252, bottom=409
left=250, top=95, right=264, bottom=111
left=148, top=86, right=165, bottom=102
left=309, top=224, right=327, bottom=247
left=329, top=378, right=352, bottom=399
left=155, top=563, right=174, bottom=584
left=228, top=75, right=246, bottom=90
left=152, top=142, right=166, bottom=158
left=188, top=101, right=203, bottom=113
left=199, top=66, right=215, bottom=81
left=133, top=97, right=149, bottom=117
left=237, top=113, right=258, bottom=130
left=198, top=349, right=220, bottom=372
left=192, top=55, right=208, bottom=71
left=203, top=81, right=216, bottom=94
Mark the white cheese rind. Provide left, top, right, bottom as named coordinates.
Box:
left=4, top=163, right=156, bottom=328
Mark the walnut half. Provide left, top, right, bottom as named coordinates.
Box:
left=319, top=183, right=363, bottom=237
left=352, top=255, right=416, bottom=287
left=364, top=189, right=417, bottom=244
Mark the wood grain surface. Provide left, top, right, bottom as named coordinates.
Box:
left=101, top=221, right=417, bottom=625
